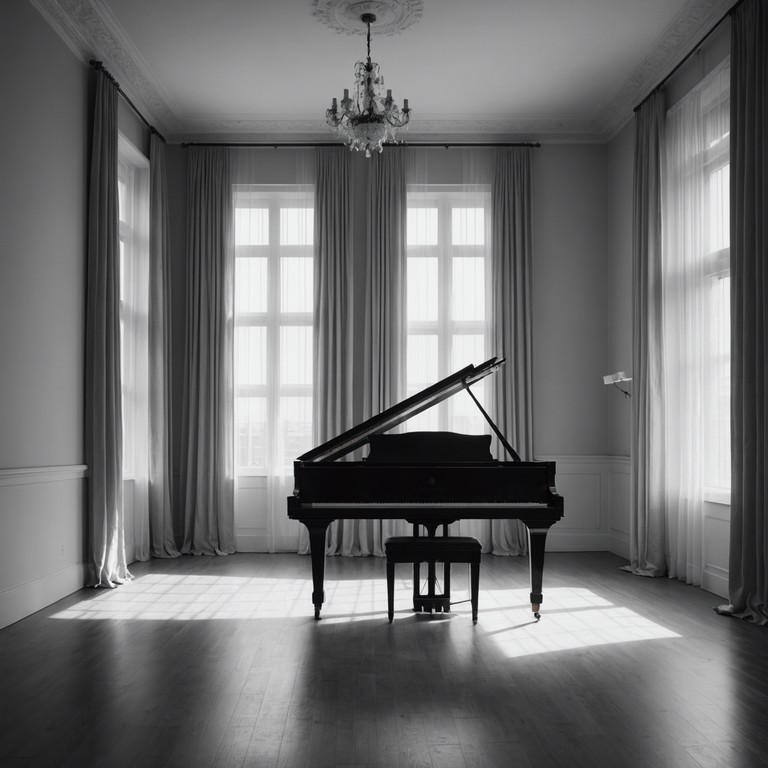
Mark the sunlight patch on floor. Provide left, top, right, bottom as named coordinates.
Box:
left=480, top=587, right=681, bottom=657
left=50, top=575, right=680, bottom=653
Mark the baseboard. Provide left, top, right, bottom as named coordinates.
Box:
left=235, top=533, right=300, bottom=553
left=0, top=561, right=88, bottom=629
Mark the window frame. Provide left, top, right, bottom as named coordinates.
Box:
left=233, top=185, right=314, bottom=475
left=405, top=184, right=491, bottom=434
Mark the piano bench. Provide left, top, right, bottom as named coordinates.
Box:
left=384, top=536, right=481, bottom=624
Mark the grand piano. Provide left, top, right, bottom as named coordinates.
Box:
left=287, top=356, right=564, bottom=619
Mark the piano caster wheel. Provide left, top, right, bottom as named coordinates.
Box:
left=314, top=607, right=321, bottom=620
left=534, top=612, right=541, bottom=621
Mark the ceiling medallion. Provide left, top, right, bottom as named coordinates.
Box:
left=313, top=0, right=423, bottom=36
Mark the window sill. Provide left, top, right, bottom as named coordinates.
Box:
left=703, top=487, right=730, bottom=505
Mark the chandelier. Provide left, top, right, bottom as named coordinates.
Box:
left=325, top=12, right=411, bottom=157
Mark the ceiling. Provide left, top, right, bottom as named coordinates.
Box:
left=32, top=0, right=732, bottom=143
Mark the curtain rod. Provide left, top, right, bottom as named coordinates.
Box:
left=180, top=141, right=541, bottom=149
left=90, top=60, right=166, bottom=143
left=633, top=0, right=744, bottom=113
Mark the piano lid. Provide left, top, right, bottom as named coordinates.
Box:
left=297, top=356, right=506, bottom=463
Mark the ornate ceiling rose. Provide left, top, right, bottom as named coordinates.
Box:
left=313, top=0, right=423, bottom=36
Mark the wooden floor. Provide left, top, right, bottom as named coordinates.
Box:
left=1, top=551, right=767, bottom=768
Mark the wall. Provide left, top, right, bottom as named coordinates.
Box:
left=165, top=144, right=620, bottom=552
left=0, top=1, right=89, bottom=628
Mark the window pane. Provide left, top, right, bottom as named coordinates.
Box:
left=407, top=208, right=438, bottom=246
left=453, top=334, right=485, bottom=372
left=235, top=397, right=266, bottom=469
left=235, top=327, right=267, bottom=386
left=708, top=275, right=731, bottom=488
left=452, top=207, right=485, bottom=245
left=281, top=257, right=313, bottom=313
left=452, top=258, right=485, bottom=321
left=118, top=179, right=127, bottom=222
left=407, top=257, right=438, bottom=322
left=235, top=208, right=269, bottom=245
left=407, top=334, right=438, bottom=392
left=708, top=164, right=729, bottom=253
left=281, top=208, right=314, bottom=245
left=280, top=327, right=312, bottom=386
left=236, top=257, right=268, bottom=313
left=453, top=381, right=486, bottom=436
left=281, top=396, right=313, bottom=466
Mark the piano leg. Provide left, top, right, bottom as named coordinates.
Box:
left=524, top=522, right=555, bottom=620
left=302, top=518, right=333, bottom=619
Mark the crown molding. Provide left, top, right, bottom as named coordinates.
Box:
left=29, top=0, right=178, bottom=134
left=596, top=0, right=733, bottom=139
left=32, top=0, right=735, bottom=145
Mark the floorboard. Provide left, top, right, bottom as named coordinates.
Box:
left=1, top=552, right=767, bottom=768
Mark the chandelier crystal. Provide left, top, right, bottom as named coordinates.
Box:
left=325, top=13, right=411, bottom=157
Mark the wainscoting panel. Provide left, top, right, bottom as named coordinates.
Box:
left=535, top=455, right=622, bottom=552
left=0, top=465, right=87, bottom=629
left=702, top=500, right=730, bottom=598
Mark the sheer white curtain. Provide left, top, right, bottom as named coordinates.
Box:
left=86, top=67, right=130, bottom=586
left=664, top=60, right=730, bottom=585
left=230, top=149, right=314, bottom=552
left=118, top=137, right=151, bottom=562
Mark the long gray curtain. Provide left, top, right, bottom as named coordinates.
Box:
left=313, top=147, right=356, bottom=555
left=148, top=133, right=179, bottom=558
left=626, top=91, right=668, bottom=578
left=365, top=150, right=408, bottom=555
left=717, top=0, right=768, bottom=624
left=490, top=148, right=534, bottom=554
left=180, top=148, right=236, bottom=555
left=85, top=68, right=130, bottom=587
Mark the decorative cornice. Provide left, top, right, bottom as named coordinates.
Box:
left=29, top=0, right=179, bottom=134
left=32, top=0, right=734, bottom=144
left=596, top=0, right=733, bottom=139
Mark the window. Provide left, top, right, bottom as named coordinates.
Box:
left=233, top=186, right=314, bottom=474
left=665, top=61, right=730, bottom=500
left=117, top=137, right=149, bottom=478
left=702, top=76, right=730, bottom=491
left=405, top=186, right=491, bottom=434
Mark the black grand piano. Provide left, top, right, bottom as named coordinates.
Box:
left=287, top=357, right=564, bottom=619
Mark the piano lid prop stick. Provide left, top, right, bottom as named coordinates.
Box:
left=462, top=383, right=522, bottom=461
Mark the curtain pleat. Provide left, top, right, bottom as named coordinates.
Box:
left=180, top=148, right=236, bottom=555
left=365, top=151, right=408, bottom=555
left=85, top=69, right=130, bottom=587
left=717, top=0, right=768, bottom=624
left=312, top=147, right=356, bottom=555
left=626, top=91, right=668, bottom=578
left=148, top=133, right=180, bottom=558
left=490, top=148, right=533, bottom=555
